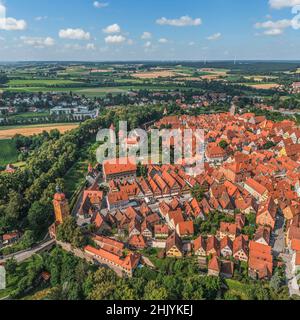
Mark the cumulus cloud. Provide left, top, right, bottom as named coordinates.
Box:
left=0, top=4, right=27, bottom=31
left=93, top=1, right=109, bottom=8
left=207, top=32, right=222, bottom=40
left=158, top=38, right=168, bottom=43
left=103, top=23, right=121, bottom=34
left=21, top=36, right=55, bottom=48
left=105, top=34, right=126, bottom=44
left=59, top=28, right=90, bottom=40
left=255, top=19, right=292, bottom=35
left=156, top=15, right=202, bottom=27
left=86, top=43, right=96, bottom=50
left=269, top=0, right=300, bottom=9
left=141, top=31, right=152, bottom=39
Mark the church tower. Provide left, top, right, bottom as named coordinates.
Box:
left=53, top=186, right=70, bottom=224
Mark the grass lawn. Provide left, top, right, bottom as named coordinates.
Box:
left=0, top=260, right=29, bottom=299
left=225, top=279, right=249, bottom=300
left=64, top=160, right=89, bottom=199
left=8, top=112, right=50, bottom=120
left=0, top=139, right=19, bottom=166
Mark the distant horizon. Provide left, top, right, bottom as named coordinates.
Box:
left=1, top=59, right=300, bottom=64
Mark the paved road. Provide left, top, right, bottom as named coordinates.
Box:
left=271, top=212, right=285, bottom=257
left=0, top=239, right=55, bottom=264
left=281, top=253, right=300, bottom=297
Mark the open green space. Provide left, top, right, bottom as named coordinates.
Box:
left=64, top=160, right=89, bottom=199
left=0, top=122, right=78, bottom=130
left=225, top=279, right=250, bottom=300
left=7, top=112, right=50, bottom=120
left=8, top=79, right=84, bottom=86
left=0, top=139, right=19, bottom=166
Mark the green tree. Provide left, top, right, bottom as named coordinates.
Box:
left=143, top=280, right=168, bottom=300
left=219, top=140, right=229, bottom=149
left=191, top=184, right=205, bottom=202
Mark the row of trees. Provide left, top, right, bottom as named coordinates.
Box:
left=5, top=246, right=290, bottom=300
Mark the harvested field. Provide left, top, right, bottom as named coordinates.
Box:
left=132, top=70, right=176, bottom=79
left=0, top=123, right=79, bottom=139
left=247, top=83, right=280, bottom=90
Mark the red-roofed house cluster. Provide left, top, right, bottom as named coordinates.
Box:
left=69, top=112, right=300, bottom=284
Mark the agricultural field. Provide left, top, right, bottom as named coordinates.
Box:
left=8, top=79, right=84, bottom=87
left=245, top=83, right=280, bottom=90
left=7, top=111, right=50, bottom=120
left=0, top=139, right=19, bottom=166
left=132, top=70, right=177, bottom=79
left=0, top=123, right=79, bottom=139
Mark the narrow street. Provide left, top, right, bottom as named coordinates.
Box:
left=281, top=253, right=300, bottom=297
left=271, top=212, right=285, bottom=257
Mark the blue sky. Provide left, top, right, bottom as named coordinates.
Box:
left=0, top=0, right=300, bottom=61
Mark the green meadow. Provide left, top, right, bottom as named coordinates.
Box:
left=0, top=139, right=19, bottom=166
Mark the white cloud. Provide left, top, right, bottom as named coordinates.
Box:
left=156, top=15, right=202, bottom=27
left=21, top=36, right=55, bottom=48
left=0, top=4, right=27, bottom=31
left=103, top=23, right=121, bottom=34
left=86, top=43, right=96, bottom=50
left=93, top=1, right=109, bottom=8
left=269, top=0, right=300, bottom=9
left=158, top=38, right=168, bottom=43
left=141, top=31, right=152, bottom=39
left=255, top=19, right=292, bottom=35
left=59, top=28, right=90, bottom=40
left=189, top=41, right=195, bottom=46
left=105, top=34, right=126, bottom=44
left=207, top=32, right=222, bottom=40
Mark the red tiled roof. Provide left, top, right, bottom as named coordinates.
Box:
left=220, top=222, right=237, bottom=236
left=245, top=178, right=267, bottom=196
left=248, top=241, right=273, bottom=278
left=176, top=221, right=194, bottom=236
left=103, top=157, right=137, bottom=176
left=194, top=235, right=206, bottom=252
left=208, top=256, right=220, bottom=272
left=107, top=191, right=129, bottom=204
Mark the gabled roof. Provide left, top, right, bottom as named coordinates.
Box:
left=220, top=236, right=233, bottom=251
left=248, top=241, right=273, bottom=278
left=208, top=256, right=220, bottom=272
left=194, top=235, right=206, bottom=252
left=107, top=191, right=129, bottom=205
left=245, top=178, right=268, bottom=196
left=166, top=232, right=183, bottom=253
left=233, top=235, right=248, bottom=255
left=220, top=222, right=237, bottom=236
left=103, top=157, right=137, bottom=176
left=176, top=221, right=194, bottom=236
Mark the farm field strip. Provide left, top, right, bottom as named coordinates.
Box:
left=0, top=123, right=79, bottom=139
